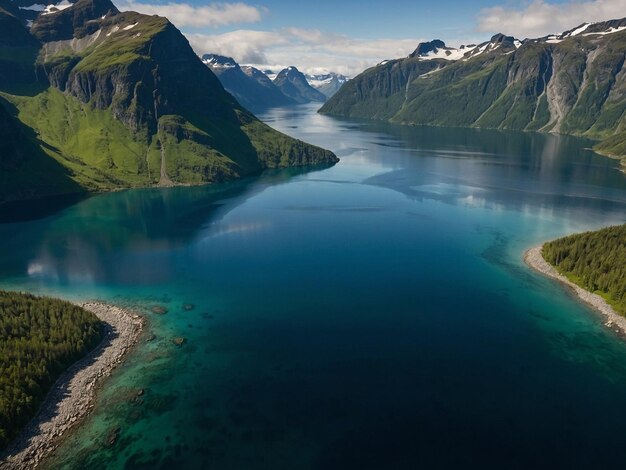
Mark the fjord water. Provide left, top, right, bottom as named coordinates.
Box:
left=2, top=104, right=626, bottom=469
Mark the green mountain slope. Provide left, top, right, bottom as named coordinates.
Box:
left=0, top=98, right=82, bottom=202
left=320, top=21, right=626, bottom=167
left=0, top=0, right=337, bottom=203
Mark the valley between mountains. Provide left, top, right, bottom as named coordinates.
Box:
left=0, top=0, right=338, bottom=203
left=1, top=0, right=625, bottom=206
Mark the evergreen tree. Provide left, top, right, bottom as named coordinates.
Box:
left=543, top=224, right=626, bottom=315
left=0, top=291, right=103, bottom=449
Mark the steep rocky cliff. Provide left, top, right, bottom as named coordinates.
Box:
left=0, top=0, right=337, bottom=202
left=320, top=19, right=626, bottom=164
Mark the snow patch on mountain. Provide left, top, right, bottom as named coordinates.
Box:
left=568, top=23, right=591, bottom=37
left=202, top=54, right=238, bottom=69
left=582, top=25, right=626, bottom=36
left=306, top=73, right=347, bottom=88
left=40, top=0, right=73, bottom=15
left=419, top=46, right=475, bottom=61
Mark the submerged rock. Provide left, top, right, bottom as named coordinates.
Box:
left=132, top=388, right=145, bottom=405
left=106, top=427, right=121, bottom=447
left=172, top=337, right=186, bottom=347
left=151, top=306, right=168, bottom=315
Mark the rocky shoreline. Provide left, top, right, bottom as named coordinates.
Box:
left=0, top=302, right=144, bottom=469
left=524, top=245, right=626, bottom=334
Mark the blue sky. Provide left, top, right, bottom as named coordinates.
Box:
left=212, top=0, right=499, bottom=39
left=114, top=0, right=626, bottom=75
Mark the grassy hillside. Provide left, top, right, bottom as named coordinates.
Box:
left=542, top=225, right=626, bottom=315
left=0, top=291, right=103, bottom=449
left=0, top=98, right=82, bottom=202
left=0, top=1, right=337, bottom=203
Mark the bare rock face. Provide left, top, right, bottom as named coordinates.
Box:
left=409, top=39, right=447, bottom=57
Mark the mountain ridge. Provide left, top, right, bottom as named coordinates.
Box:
left=273, top=66, right=327, bottom=104
left=202, top=54, right=297, bottom=111
left=0, top=0, right=338, bottom=203
left=320, top=18, right=626, bottom=167
left=305, top=72, right=348, bottom=98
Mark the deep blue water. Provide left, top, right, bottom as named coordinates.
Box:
left=1, top=104, right=626, bottom=469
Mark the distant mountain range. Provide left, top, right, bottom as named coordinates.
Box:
left=202, top=54, right=296, bottom=111
left=0, top=0, right=337, bottom=203
left=305, top=73, right=349, bottom=98
left=273, top=66, right=327, bottom=104
left=320, top=18, right=626, bottom=165
left=203, top=55, right=348, bottom=111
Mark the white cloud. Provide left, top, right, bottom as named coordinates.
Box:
left=187, top=28, right=423, bottom=77
left=477, top=0, right=626, bottom=39
left=114, top=1, right=263, bottom=28
left=188, top=30, right=286, bottom=64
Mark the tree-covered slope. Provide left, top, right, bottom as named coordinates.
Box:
left=320, top=20, right=626, bottom=165
left=0, top=0, right=337, bottom=203
left=0, top=291, right=103, bottom=449
left=542, top=224, right=626, bottom=315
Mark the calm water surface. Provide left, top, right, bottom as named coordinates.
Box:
left=1, top=104, right=626, bottom=469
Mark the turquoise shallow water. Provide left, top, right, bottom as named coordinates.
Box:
left=1, top=104, right=626, bottom=468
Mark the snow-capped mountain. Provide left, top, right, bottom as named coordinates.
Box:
left=263, top=70, right=278, bottom=81
left=407, top=20, right=626, bottom=64
left=320, top=17, right=626, bottom=162
left=409, top=35, right=522, bottom=62
left=202, top=54, right=295, bottom=111
left=5, top=0, right=77, bottom=25
left=305, top=72, right=349, bottom=98
left=273, top=66, right=326, bottom=103
left=533, top=19, right=626, bottom=44
left=201, top=54, right=238, bottom=69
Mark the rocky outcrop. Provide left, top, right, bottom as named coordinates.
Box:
left=409, top=39, right=446, bottom=58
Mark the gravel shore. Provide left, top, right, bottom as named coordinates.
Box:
left=524, top=245, right=626, bottom=334
left=0, top=302, right=144, bottom=469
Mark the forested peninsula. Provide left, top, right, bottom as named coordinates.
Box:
left=0, top=291, right=103, bottom=449
left=542, top=224, right=626, bottom=316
